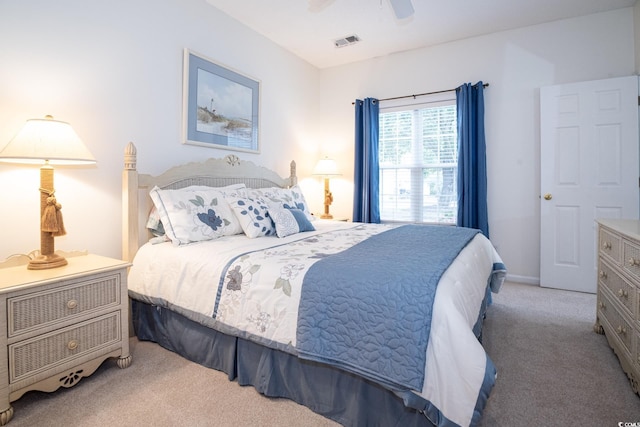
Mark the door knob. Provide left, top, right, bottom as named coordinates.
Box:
left=543, top=193, right=552, bottom=200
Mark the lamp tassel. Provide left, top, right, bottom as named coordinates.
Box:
left=41, top=192, right=67, bottom=237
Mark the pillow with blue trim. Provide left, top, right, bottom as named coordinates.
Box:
left=146, top=206, right=165, bottom=236
left=146, top=183, right=246, bottom=239
left=226, top=196, right=275, bottom=238
left=149, top=185, right=244, bottom=246
left=270, top=206, right=316, bottom=238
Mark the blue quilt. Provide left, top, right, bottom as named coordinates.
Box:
left=296, top=224, right=480, bottom=391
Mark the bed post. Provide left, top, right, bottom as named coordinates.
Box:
left=290, top=160, right=297, bottom=187
left=122, top=142, right=138, bottom=263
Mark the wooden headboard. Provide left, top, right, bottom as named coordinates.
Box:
left=121, top=142, right=297, bottom=262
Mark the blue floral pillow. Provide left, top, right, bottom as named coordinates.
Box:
left=226, top=196, right=275, bottom=238
left=247, top=185, right=314, bottom=222
left=270, top=206, right=316, bottom=238
left=149, top=186, right=243, bottom=246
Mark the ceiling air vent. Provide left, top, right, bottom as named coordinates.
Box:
left=334, top=34, right=360, bottom=48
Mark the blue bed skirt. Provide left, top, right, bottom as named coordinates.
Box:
left=131, top=300, right=436, bottom=427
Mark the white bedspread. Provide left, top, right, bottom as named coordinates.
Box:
left=128, top=220, right=504, bottom=426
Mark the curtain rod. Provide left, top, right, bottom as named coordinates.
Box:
left=352, top=82, right=489, bottom=104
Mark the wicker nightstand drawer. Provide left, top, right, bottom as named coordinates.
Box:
left=8, top=274, right=120, bottom=338
left=9, top=312, right=121, bottom=383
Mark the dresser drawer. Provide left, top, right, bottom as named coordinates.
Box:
left=8, top=274, right=120, bottom=338
left=635, top=331, right=640, bottom=369
left=623, top=239, right=640, bottom=283
left=9, top=311, right=121, bottom=383
left=636, top=289, right=640, bottom=323
left=600, top=228, right=622, bottom=263
left=599, top=259, right=635, bottom=315
left=599, top=290, right=633, bottom=355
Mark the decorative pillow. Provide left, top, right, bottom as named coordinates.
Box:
left=145, top=207, right=165, bottom=236
left=146, top=183, right=246, bottom=240
left=226, top=195, right=275, bottom=238
left=270, top=206, right=316, bottom=238
left=149, top=185, right=244, bottom=245
left=247, top=185, right=314, bottom=221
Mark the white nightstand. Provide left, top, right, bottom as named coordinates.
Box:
left=0, top=254, right=132, bottom=425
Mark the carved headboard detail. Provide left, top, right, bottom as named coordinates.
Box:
left=121, top=142, right=297, bottom=262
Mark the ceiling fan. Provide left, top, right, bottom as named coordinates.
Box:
left=308, top=0, right=414, bottom=20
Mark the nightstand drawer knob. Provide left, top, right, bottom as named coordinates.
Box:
left=602, top=241, right=612, bottom=250
left=628, top=257, right=640, bottom=267
left=67, top=340, right=79, bottom=351
left=616, top=325, right=627, bottom=335
left=598, top=301, right=606, bottom=309
left=599, top=271, right=607, bottom=279
left=67, top=299, right=78, bottom=310
left=617, top=289, right=628, bottom=298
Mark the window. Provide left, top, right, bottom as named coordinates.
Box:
left=379, top=97, right=457, bottom=224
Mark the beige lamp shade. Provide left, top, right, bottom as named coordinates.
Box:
left=0, top=115, right=95, bottom=270
left=313, top=157, right=340, bottom=176
left=0, top=116, right=95, bottom=165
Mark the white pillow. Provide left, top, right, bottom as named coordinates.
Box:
left=247, top=185, right=314, bottom=221
left=145, top=206, right=165, bottom=236
left=270, top=206, right=316, bottom=238
left=225, top=195, right=276, bottom=238
left=149, top=184, right=245, bottom=245
left=146, top=184, right=246, bottom=236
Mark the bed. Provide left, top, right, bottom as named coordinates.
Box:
left=121, top=142, right=506, bottom=427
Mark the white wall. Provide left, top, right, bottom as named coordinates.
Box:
left=635, top=2, right=640, bottom=73
left=317, top=8, right=636, bottom=283
left=1, top=2, right=635, bottom=284
left=0, top=0, right=320, bottom=260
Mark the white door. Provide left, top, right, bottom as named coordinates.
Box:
left=540, top=76, right=639, bottom=293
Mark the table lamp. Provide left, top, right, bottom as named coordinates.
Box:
left=0, top=115, right=96, bottom=270
left=313, top=157, right=340, bottom=219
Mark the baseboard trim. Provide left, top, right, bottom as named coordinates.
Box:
left=506, top=274, right=540, bottom=286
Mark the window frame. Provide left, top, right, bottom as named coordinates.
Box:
left=378, top=93, right=458, bottom=225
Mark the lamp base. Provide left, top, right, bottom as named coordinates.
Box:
left=28, top=253, right=68, bottom=270
left=320, top=213, right=333, bottom=219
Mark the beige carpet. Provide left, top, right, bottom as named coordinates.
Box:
left=7, top=281, right=640, bottom=426
left=8, top=339, right=337, bottom=427
left=480, top=282, right=640, bottom=426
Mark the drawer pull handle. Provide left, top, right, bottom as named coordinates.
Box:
left=616, top=325, right=627, bottom=335
left=599, top=271, right=607, bottom=279
left=67, top=340, right=79, bottom=351
left=602, top=241, right=612, bottom=250
left=617, top=289, right=629, bottom=298
left=598, top=301, right=606, bottom=309
left=628, top=258, right=640, bottom=267
left=67, top=299, right=78, bottom=310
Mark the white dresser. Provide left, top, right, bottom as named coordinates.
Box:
left=0, top=254, right=132, bottom=425
left=595, top=219, right=640, bottom=395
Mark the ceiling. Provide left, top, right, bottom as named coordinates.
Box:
left=206, top=0, right=637, bottom=69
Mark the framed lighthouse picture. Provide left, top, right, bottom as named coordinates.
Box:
left=183, top=49, right=260, bottom=153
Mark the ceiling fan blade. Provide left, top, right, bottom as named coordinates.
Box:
left=389, top=0, right=414, bottom=19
